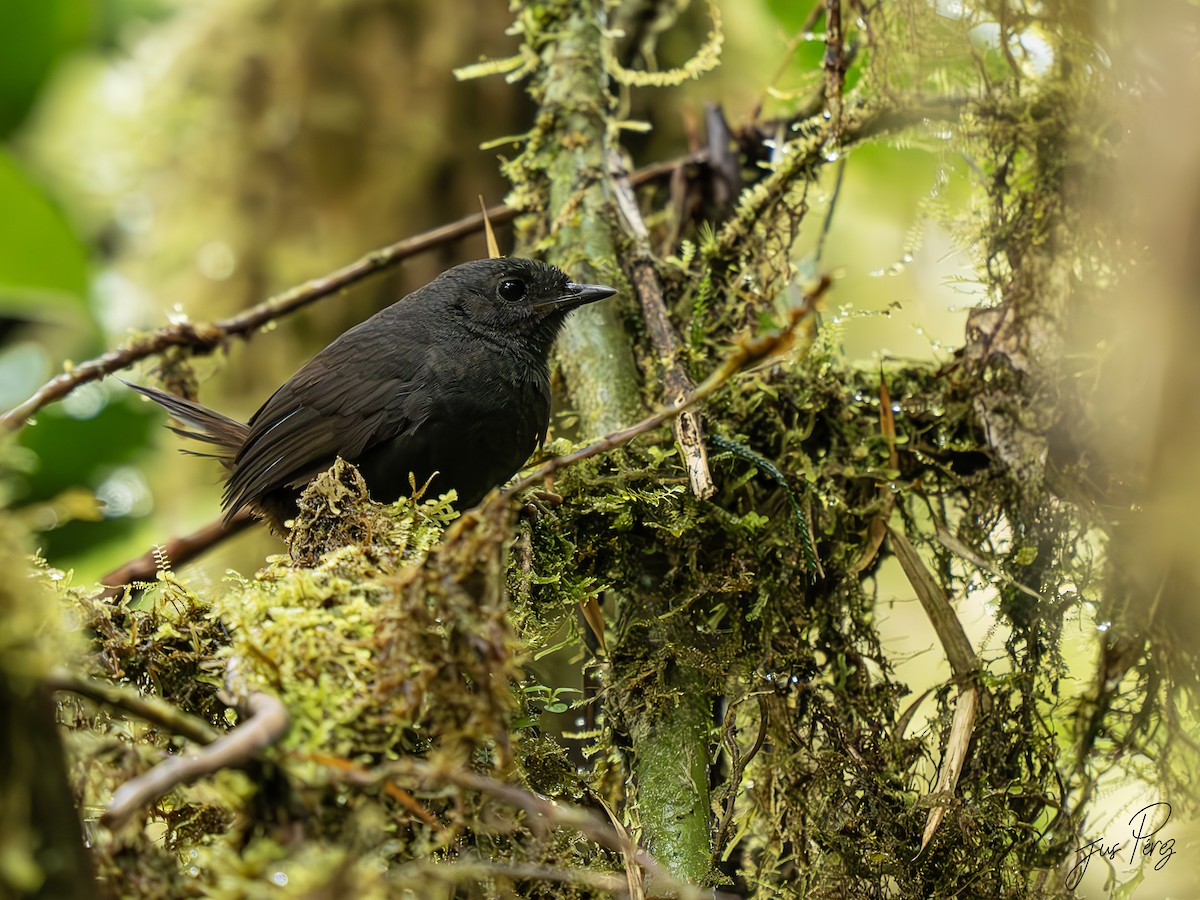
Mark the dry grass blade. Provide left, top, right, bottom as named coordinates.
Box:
left=920, top=684, right=981, bottom=851
left=480, top=194, right=502, bottom=259
left=887, top=525, right=984, bottom=852
left=888, top=525, right=977, bottom=679
left=579, top=595, right=609, bottom=655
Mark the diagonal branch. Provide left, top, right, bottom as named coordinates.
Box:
left=100, top=690, right=289, bottom=829
left=97, top=508, right=257, bottom=595
left=47, top=669, right=220, bottom=745
left=609, top=152, right=714, bottom=499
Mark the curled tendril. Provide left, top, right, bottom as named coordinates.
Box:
left=603, top=0, right=724, bottom=88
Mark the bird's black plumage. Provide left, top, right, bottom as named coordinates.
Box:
left=128, top=258, right=615, bottom=531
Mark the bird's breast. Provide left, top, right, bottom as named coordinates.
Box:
left=356, top=348, right=552, bottom=507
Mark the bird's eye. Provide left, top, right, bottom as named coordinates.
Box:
left=498, top=278, right=528, bottom=302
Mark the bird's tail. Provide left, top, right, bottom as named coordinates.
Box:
left=124, top=381, right=249, bottom=467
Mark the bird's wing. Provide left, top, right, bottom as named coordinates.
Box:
left=223, top=325, right=430, bottom=517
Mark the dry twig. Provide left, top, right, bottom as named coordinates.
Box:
left=888, top=525, right=982, bottom=851
left=609, top=152, right=715, bottom=499
left=99, top=508, right=256, bottom=593
left=101, top=691, right=288, bottom=829
left=47, top=668, right=220, bottom=746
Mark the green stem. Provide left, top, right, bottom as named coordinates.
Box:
left=539, top=2, right=642, bottom=433
left=625, top=664, right=714, bottom=887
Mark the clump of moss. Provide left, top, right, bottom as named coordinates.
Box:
left=287, top=458, right=458, bottom=569
left=218, top=460, right=463, bottom=759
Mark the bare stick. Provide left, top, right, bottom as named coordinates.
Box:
left=610, top=152, right=714, bottom=499
left=47, top=668, right=220, bottom=746
left=101, top=691, right=288, bottom=829
left=99, top=507, right=256, bottom=591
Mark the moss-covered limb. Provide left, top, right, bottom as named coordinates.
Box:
left=64, top=463, right=629, bottom=894
left=508, top=0, right=642, bottom=433
left=544, top=130, right=642, bottom=427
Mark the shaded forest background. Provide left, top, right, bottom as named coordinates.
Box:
left=2, top=0, right=1199, bottom=897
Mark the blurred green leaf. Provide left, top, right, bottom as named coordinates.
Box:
left=765, top=0, right=821, bottom=33
left=0, top=148, right=89, bottom=298
left=0, top=0, right=93, bottom=136
left=0, top=147, right=94, bottom=409
left=16, top=391, right=161, bottom=561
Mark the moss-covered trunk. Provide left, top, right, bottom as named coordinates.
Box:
left=508, top=0, right=716, bottom=884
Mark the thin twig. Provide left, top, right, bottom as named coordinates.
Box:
left=609, top=152, right=714, bottom=499
left=823, top=0, right=848, bottom=130
left=99, top=507, right=256, bottom=591
left=47, top=668, right=220, bottom=746
left=101, top=691, right=289, bottom=829
left=713, top=693, right=769, bottom=857
left=0, top=206, right=505, bottom=432
left=302, top=752, right=443, bottom=831
left=749, top=1, right=828, bottom=123
left=379, top=758, right=731, bottom=900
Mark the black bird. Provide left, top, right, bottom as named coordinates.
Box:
left=128, top=258, right=615, bottom=532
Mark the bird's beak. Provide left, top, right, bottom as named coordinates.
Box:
left=534, top=282, right=617, bottom=315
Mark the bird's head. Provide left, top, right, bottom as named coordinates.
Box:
left=436, top=258, right=616, bottom=355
